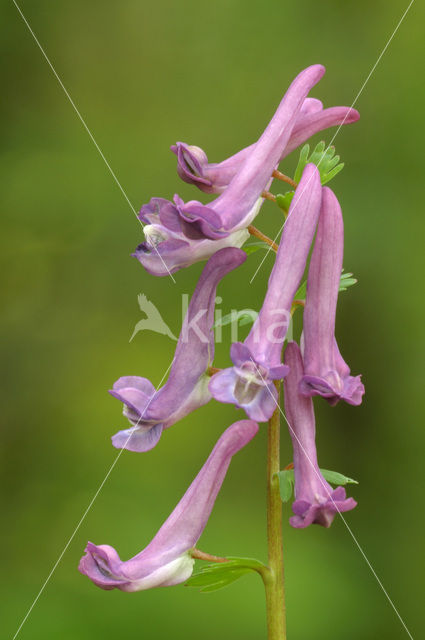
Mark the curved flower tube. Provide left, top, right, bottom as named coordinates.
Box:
left=299, top=186, right=365, bottom=406
left=79, top=419, right=259, bottom=591
left=209, top=164, right=322, bottom=421
left=171, top=102, right=359, bottom=195
left=284, top=342, right=357, bottom=528
left=111, top=247, right=246, bottom=452
left=134, top=64, right=325, bottom=276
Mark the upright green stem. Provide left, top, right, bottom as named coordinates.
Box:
left=265, top=381, right=286, bottom=639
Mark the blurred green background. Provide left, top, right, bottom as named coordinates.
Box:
left=1, top=0, right=424, bottom=638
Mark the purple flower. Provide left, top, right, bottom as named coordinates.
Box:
left=134, top=65, right=325, bottom=276
left=284, top=342, right=357, bottom=528
left=133, top=197, right=249, bottom=277
left=299, top=186, right=365, bottom=406
left=79, top=419, right=258, bottom=591
left=171, top=101, right=359, bottom=195
left=110, top=247, right=246, bottom=452
left=209, top=164, right=322, bottom=421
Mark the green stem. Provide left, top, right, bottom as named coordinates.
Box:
left=264, top=381, right=286, bottom=639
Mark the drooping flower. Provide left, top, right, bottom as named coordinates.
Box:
left=171, top=100, right=359, bottom=195
left=110, top=247, right=246, bottom=452
left=79, top=419, right=258, bottom=591
left=134, top=65, right=325, bottom=276
left=299, top=186, right=365, bottom=406
left=134, top=196, right=250, bottom=276
left=209, top=164, right=322, bottom=421
left=284, top=341, right=357, bottom=528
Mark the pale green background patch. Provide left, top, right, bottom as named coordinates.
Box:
left=1, top=1, right=424, bottom=638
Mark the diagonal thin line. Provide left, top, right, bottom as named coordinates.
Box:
left=12, top=0, right=176, bottom=283
left=11, top=360, right=173, bottom=640
left=12, top=0, right=136, bottom=217
left=250, top=358, right=414, bottom=640
left=250, top=0, right=415, bottom=284
left=10, top=1, right=415, bottom=637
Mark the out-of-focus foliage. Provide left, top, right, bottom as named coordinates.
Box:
left=1, top=1, right=424, bottom=639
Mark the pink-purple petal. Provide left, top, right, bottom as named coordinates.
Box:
left=284, top=342, right=357, bottom=529
left=300, top=187, right=365, bottom=406
left=210, top=165, right=321, bottom=420
left=111, top=248, right=245, bottom=451
left=80, top=420, right=258, bottom=591
left=111, top=423, right=164, bottom=453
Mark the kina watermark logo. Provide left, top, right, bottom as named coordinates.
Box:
left=129, top=293, right=293, bottom=344
left=129, top=294, right=178, bottom=342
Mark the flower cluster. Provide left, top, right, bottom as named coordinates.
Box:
left=80, top=64, right=364, bottom=593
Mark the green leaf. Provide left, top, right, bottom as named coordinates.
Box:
left=294, top=280, right=307, bottom=302
left=185, top=556, right=266, bottom=593
left=238, top=315, right=256, bottom=327
left=293, top=271, right=357, bottom=305
left=292, top=141, right=345, bottom=186
left=213, top=311, right=235, bottom=329
left=321, top=162, right=344, bottom=185
left=320, top=469, right=358, bottom=485
left=242, top=241, right=270, bottom=255
left=277, top=468, right=357, bottom=505
left=185, top=567, right=245, bottom=587
left=339, top=271, right=358, bottom=291
left=324, top=153, right=341, bottom=172
left=276, top=191, right=294, bottom=212
left=223, top=557, right=266, bottom=570
left=340, top=271, right=357, bottom=282
left=198, top=572, right=248, bottom=592
left=213, top=310, right=257, bottom=329
left=309, top=140, right=326, bottom=166
left=294, top=144, right=310, bottom=183
left=277, top=469, right=295, bottom=503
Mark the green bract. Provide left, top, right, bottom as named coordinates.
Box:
left=295, top=270, right=357, bottom=302
left=185, top=557, right=266, bottom=592
left=277, top=468, right=358, bottom=504
left=294, top=141, right=345, bottom=185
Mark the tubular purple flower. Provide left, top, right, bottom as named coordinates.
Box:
left=171, top=102, right=360, bottom=195
left=79, top=419, right=259, bottom=591
left=171, top=97, right=322, bottom=193
left=284, top=342, right=357, bottom=528
left=209, top=164, right=322, bottom=421
left=133, top=197, right=249, bottom=276
left=179, top=65, right=324, bottom=236
left=134, top=65, right=325, bottom=276
left=110, top=247, right=246, bottom=452
left=299, top=187, right=365, bottom=406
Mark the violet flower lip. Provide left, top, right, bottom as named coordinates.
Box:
left=299, top=186, right=365, bottom=406
left=110, top=247, right=246, bottom=452
left=134, top=65, right=325, bottom=276
left=133, top=196, right=249, bottom=277
left=209, top=164, right=322, bottom=422
left=79, top=420, right=259, bottom=591
left=171, top=102, right=360, bottom=195
left=284, top=342, right=357, bottom=529
left=170, top=96, right=326, bottom=194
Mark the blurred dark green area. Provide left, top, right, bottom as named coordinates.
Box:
left=1, top=0, right=424, bottom=638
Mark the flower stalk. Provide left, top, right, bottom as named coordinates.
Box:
left=272, top=169, right=298, bottom=189
left=190, top=549, right=229, bottom=563
left=261, top=190, right=278, bottom=203
left=248, top=224, right=278, bottom=251
left=264, top=381, right=286, bottom=640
